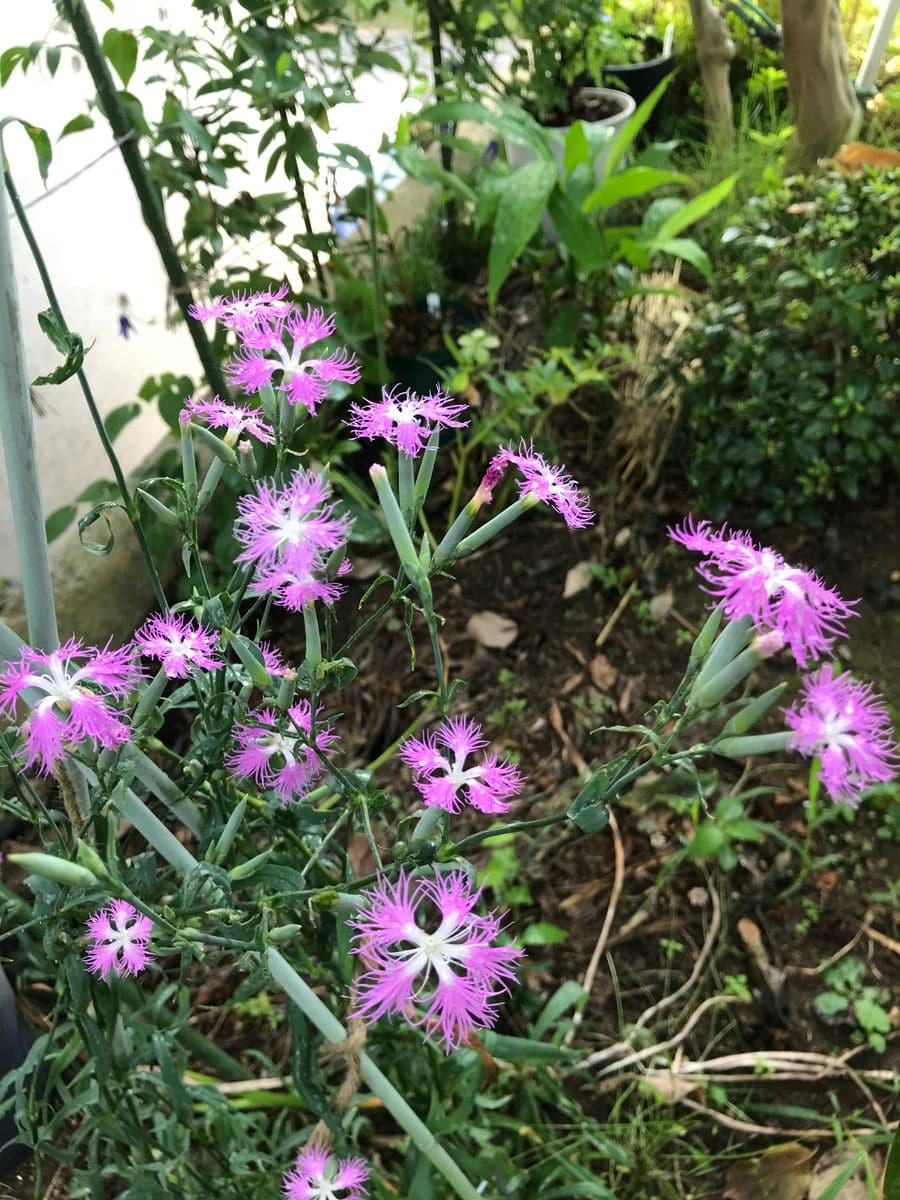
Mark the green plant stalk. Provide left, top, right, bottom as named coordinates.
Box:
left=277, top=111, right=327, bottom=300
left=114, top=784, right=200, bottom=875
left=4, top=165, right=167, bottom=612
left=411, top=805, right=443, bottom=842
left=303, top=601, right=321, bottom=675
left=454, top=495, right=534, bottom=557
left=414, top=427, right=441, bottom=505
left=0, top=181, right=58, bottom=651
left=61, top=0, right=230, bottom=401
left=132, top=667, right=168, bottom=727
left=398, top=450, right=416, bottom=527
left=196, top=456, right=226, bottom=510
left=267, top=948, right=483, bottom=1200
left=365, top=173, right=388, bottom=384
left=800, top=755, right=822, bottom=880
left=120, top=747, right=203, bottom=836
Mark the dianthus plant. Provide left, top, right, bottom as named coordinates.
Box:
left=1, top=286, right=895, bottom=1198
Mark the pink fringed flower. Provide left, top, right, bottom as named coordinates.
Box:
left=349, top=869, right=524, bottom=1051
left=181, top=395, right=275, bottom=446
left=234, top=469, right=353, bottom=577
left=0, top=639, right=139, bottom=773
left=487, top=441, right=594, bottom=529
left=283, top=1145, right=368, bottom=1200
left=228, top=702, right=338, bottom=804
left=400, top=716, right=524, bottom=814
left=784, top=666, right=898, bottom=805
left=133, top=613, right=223, bottom=680
left=347, top=385, right=469, bottom=457
left=248, top=561, right=347, bottom=613
left=188, top=284, right=291, bottom=330
left=84, top=900, right=154, bottom=980
left=670, top=517, right=857, bottom=668
left=226, top=306, right=360, bottom=415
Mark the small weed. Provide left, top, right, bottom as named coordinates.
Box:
left=814, top=956, right=891, bottom=1053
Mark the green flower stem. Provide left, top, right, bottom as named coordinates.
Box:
left=370, top=465, right=422, bottom=580
left=0, top=175, right=58, bottom=651
left=449, top=812, right=568, bottom=857
left=101, top=779, right=200, bottom=875
left=398, top=450, right=416, bottom=527
left=691, top=642, right=763, bottom=710
left=714, top=731, right=793, bottom=758
left=454, top=495, right=534, bottom=559
left=180, top=421, right=197, bottom=497
left=303, top=602, right=322, bottom=675
left=432, top=495, right=481, bottom=568
left=197, top=457, right=227, bottom=511
left=60, top=0, right=230, bottom=402
left=3, top=161, right=167, bottom=612
left=132, top=668, right=168, bottom=728
left=689, top=616, right=755, bottom=703
left=277, top=111, right=327, bottom=300
left=122, top=748, right=202, bottom=837
left=267, top=948, right=483, bottom=1200
left=800, top=755, right=821, bottom=879
left=414, top=428, right=441, bottom=505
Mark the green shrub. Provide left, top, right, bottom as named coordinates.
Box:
left=669, top=169, right=900, bottom=525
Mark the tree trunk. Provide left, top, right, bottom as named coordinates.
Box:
left=687, top=0, right=736, bottom=144
left=781, top=0, right=859, bottom=166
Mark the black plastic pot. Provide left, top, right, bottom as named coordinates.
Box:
left=0, top=966, right=35, bottom=1174
left=599, top=37, right=676, bottom=133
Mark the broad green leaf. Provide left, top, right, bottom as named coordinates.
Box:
left=583, top=167, right=690, bottom=213
left=813, top=991, right=848, bottom=1016
left=23, top=122, right=52, bottom=184
left=416, top=98, right=553, bottom=159
left=654, top=173, right=738, bottom=241
left=103, top=402, right=140, bottom=443
left=853, top=996, right=890, bottom=1032
left=533, top=980, right=587, bottom=1038
left=885, top=1126, right=900, bottom=1198
left=564, top=121, right=590, bottom=174
left=102, top=29, right=138, bottom=87
left=547, top=190, right=606, bottom=271
left=60, top=113, right=94, bottom=138
left=33, top=308, right=85, bottom=385
left=487, top=161, right=557, bottom=304
left=602, top=76, right=670, bottom=181
left=687, top=821, right=725, bottom=860
left=653, top=236, right=712, bottom=278
left=520, top=922, right=568, bottom=946
left=44, top=505, right=77, bottom=543
left=393, top=146, right=477, bottom=204
left=1, top=46, right=32, bottom=85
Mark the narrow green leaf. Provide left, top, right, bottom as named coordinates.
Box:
left=23, top=122, right=53, bottom=184
left=60, top=113, right=94, bottom=138
left=547, top=189, right=606, bottom=271
left=653, top=236, right=712, bottom=278
left=102, top=29, right=138, bottom=87
left=654, top=174, right=738, bottom=242
left=583, top=167, right=690, bottom=213
left=813, top=1153, right=866, bottom=1200
left=884, top=1125, right=900, bottom=1198
left=602, top=77, right=670, bottom=181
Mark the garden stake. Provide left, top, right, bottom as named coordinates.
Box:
left=0, top=175, right=58, bottom=652
left=267, top=948, right=484, bottom=1200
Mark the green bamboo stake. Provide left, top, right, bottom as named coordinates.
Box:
left=60, top=0, right=229, bottom=401
left=0, top=178, right=58, bottom=651
left=267, top=949, right=483, bottom=1200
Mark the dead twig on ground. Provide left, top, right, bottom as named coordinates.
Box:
left=564, top=810, right=625, bottom=1047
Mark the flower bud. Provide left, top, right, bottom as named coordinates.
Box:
left=9, top=853, right=98, bottom=889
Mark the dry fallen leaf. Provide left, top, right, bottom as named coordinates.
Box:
left=648, top=587, right=674, bottom=621
left=466, top=611, right=518, bottom=649
left=559, top=671, right=585, bottom=696
left=807, top=1148, right=873, bottom=1200
left=640, top=1071, right=703, bottom=1104
left=563, top=561, right=594, bottom=598
left=589, top=653, right=618, bottom=690
left=724, top=1143, right=814, bottom=1200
